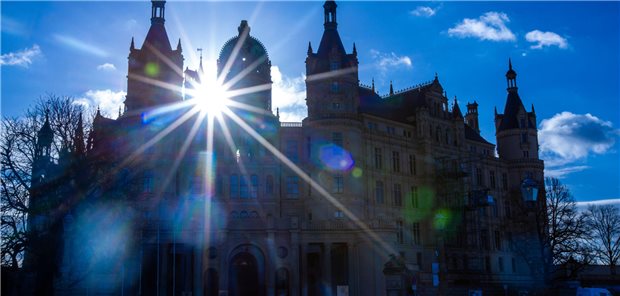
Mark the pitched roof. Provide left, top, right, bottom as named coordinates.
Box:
left=497, top=89, right=534, bottom=132
left=143, top=23, right=172, bottom=52
left=464, top=123, right=493, bottom=145
left=358, top=83, right=435, bottom=123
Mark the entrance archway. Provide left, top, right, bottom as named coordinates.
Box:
left=228, top=245, right=265, bottom=296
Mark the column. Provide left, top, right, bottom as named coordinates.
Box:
left=323, top=243, right=332, bottom=294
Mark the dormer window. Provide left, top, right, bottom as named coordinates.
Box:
left=331, top=81, right=340, bottom=92
left=330, top=61, right=340, bottom=70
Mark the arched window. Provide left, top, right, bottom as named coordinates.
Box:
left=230, top=175, right=238, bottom=198
left=266, top=175, right=274, bottom=195
left=240, top=177, right=249, bottom=198
left=250, top=175, right=259, bottom=198
left=231, top=211, right=239, bottom=219
left=240, top=211, right=249, bottom=219
left=375, top=181, right=384, bottom=204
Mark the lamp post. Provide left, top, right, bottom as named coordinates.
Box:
left=520, top=178, right=539, bottom=203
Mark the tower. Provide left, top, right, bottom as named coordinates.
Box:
left=495, top=59, right=539, bottom=161
left=305, top=0, right=359, bottom=119
left=125, top=0, right=183, bottom=112
left=465, top=101, right=479, bottom=133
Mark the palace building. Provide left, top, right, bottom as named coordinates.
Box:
left=25, top=1, right=546, bottom=295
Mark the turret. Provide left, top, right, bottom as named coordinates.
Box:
left=305, top=0, right=359, bottom=119
left=465, top=101, right=479, bottom=133
left=125, top=0, right=184, bottom=112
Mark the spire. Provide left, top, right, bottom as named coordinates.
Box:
left=118, top=106, right=122, bottom=118
left=176, top=38, right=182, bottom=51
left=531, top=104, right=536, bottom=114
left=352, top=42, right=357, bottom=55
left=238, top=20, right=250, bottom=36
left=130, top=37, right=135, bottom=51
left=389, top=81, right=394, bottom=96
left=506, top=58, right=517, bottom=90
left=197, top=48, right=204, bottom=72
left=307, top=42, right=313, bottom=55
left=371, top=78, right=375, bottom=93
left=276, top=107, right=280, bottom=118
left=452, top=97, right=463, bottom=119
left=74, top=112, right=85, bottom=155
left=323, top=0, right=338, bottom=30
left=37, top=109, right=53, bottom=157
left=150, top=0, right=166, bottom=25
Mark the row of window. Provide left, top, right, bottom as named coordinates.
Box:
left=374, top=148, right=417, bottom=174
left=395, top=220, right=422, bottom=245
left=474, top=168, right=509, bottom=190
left=376, top=182, right=419, bottom=207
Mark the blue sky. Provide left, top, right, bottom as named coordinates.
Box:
left=2, top=1, right=619, bottom=204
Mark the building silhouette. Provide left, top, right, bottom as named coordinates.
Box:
left=25, top=1, right=546, bottom=295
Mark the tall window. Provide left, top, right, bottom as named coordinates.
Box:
left=489, top=170, right=496, bottom=189
left=375, top=181, right=384, bottom=204
left=240, top=177, right=249, bottom=198
left=392, top=151, right=400, bottom=173
left=411, top=186, right=419, bottom=208
left=396, top=220, right=404, bottom=244
left=331, top=81, right=340, bottom=92
left=142, top=171, right=154, bottom=193
left=286, top=140, right=298, bottom=163
left=374, top=148, right=382, bottom=169
left=412, top=222, right=421, bottom=245
left=494, top=230, right=502, bottom=250
left=512, top=257, right=517, bottom=273
left=230, top=175, right=238, bottom=198
left=498, top=257, right=505, bottom=272
left=409, top=154, right=416, bottom=175
left=502, top=173, right=508, bottom=190
left=476, top=168, right=483, bottom=186
left=393, top=183, right=402, bottom=207
left=265, top=175, right=274, bottom=195
left=333, top=174, right=344, bottom=193
left=286, top=176, right=299, bottom=197
left=250, top=175, right=259, bottom=198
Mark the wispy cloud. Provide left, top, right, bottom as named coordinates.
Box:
left=539, top=112, right=620, bottom=176
left=370, top=49, right=412, bottom=74
left=0, top=44, right=42, bottom=67
left=1, top=16, right=27, bottom=36
left=448, top=12, right=516, bottom=42
left=575, top=198, right=620, bottom=210
left=74, top=89, right=126, bottom=119
left=270, top=66, right=306, bottom=122
left=525, top=30, right=568, bottom=49
left=97, top=63, right=116, bottom=71
left=410, top=6, right=437, bottom=17
left=54, top=34, right=108, bottom=57
left=545, top=165, right=590, bottom=179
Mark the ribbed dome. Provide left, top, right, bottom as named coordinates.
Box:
left=217, top=20, right=271, bottom=82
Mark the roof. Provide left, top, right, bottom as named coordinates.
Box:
left=143, top=23, right=172, bottom=52
left=316, top=27, right=347, bottom=58
left=359, top=79, right=439, bottom=123
left=464, top=124, right=493, bottom=145
left=497, top=89, right=535, bottom=132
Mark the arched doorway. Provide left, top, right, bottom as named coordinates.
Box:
left=228, top=252, right=263, bottom=296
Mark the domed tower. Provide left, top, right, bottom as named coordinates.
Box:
left=306, top=0, right=359, bottom=120
left=218, top=20, right=273, bottom=112
left=125, top=0, right=184, bottom=112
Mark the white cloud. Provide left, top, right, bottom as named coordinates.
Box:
left=270, top=66, right=307, bottom=122
left=539, top=111, right=619, bottom=170
left=97, top=63, right=116, bottom=71
left=54, top=34, right=108, bottom=57
left=74, top=89, right=126, bottom=119
left=576, top=198, right=620, bottom=211
left=545, top=165, right=590, bottom=178
left=411, top=6, right=436, bottom=17
left=370, top=49, right=412, bottom=73
left=525, top=30, right=568, bottom=49
left=448, top=12, right=516, bottom=42
left=0, top=44, right=42, bottom=67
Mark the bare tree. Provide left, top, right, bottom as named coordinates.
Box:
left=1, top=94, right=87, bottom=269
left=584, top=204, right=620, bottom=275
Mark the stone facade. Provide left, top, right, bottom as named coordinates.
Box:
left=26, top=1, right=547, bottom=295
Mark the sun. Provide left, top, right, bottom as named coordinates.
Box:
left=186, top=65, right=231, bottom=116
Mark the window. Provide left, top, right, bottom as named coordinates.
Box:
left=306, top=137, right=311, bottom=159
left=512, top=257, right=517, bottom=273
left=330, top=61, right=340, bottom=70
left=507, top=232, right=513, bottom=250
left=373, top=148, right=383, bottom=169
left=504, top=202, right=511, bottom=218
left=392, top=151, right=400, bottom=173
left=332, top=132, right=343, bottom=155
left=142, top=171, right=154, bottom=193
left=412, top=222, right=421, bottom=245
left=332, top=102, right=341, bottom=109
left=523, top=150, right=529, bottom=158
left=481, top=230, right=489, bottom=250
left=334, top=210, right=344, bottom=219
left=265, top=175, right=274, bottom=195
left=333, top=174, right=344, bottom=193
left=393, top=184, right=402, bottom=207
left=411, top=186, right=419, bottom=208
left=286, top=176, right=299, bottom=197
left=521, top=132, right=528, bottom=143
left=498, top=257, right=504, bottom=272
left=229, top=175, right=239, bottom=197
left=520, top=118, right=526, bottom=128
left=485, top=256, right=491, bottom=272
left=286, top=140, right=298, bottom=163
left=494, top=230, right=502, bottom=250
left=331, top=81, right=340, bottom=92
left=409, top=154, right=416, bottom=175
left=250, top=175, right=259, bottom=198
left=489, top=170, right=496, bottom=189
left=240, top=177, right=249, bottom=198
left=375, top=181, right=384, bottom=204
left=417, top=252, right=423, bottom=267
left=476, top=168, right=483, bottom=186
left=387, top=126, right=396, bottom=135
left=502, top=173, right=508, bottom=190
left=492, top=203, right=499, bottom=217
left=396, top=220, right=404, bottom=244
